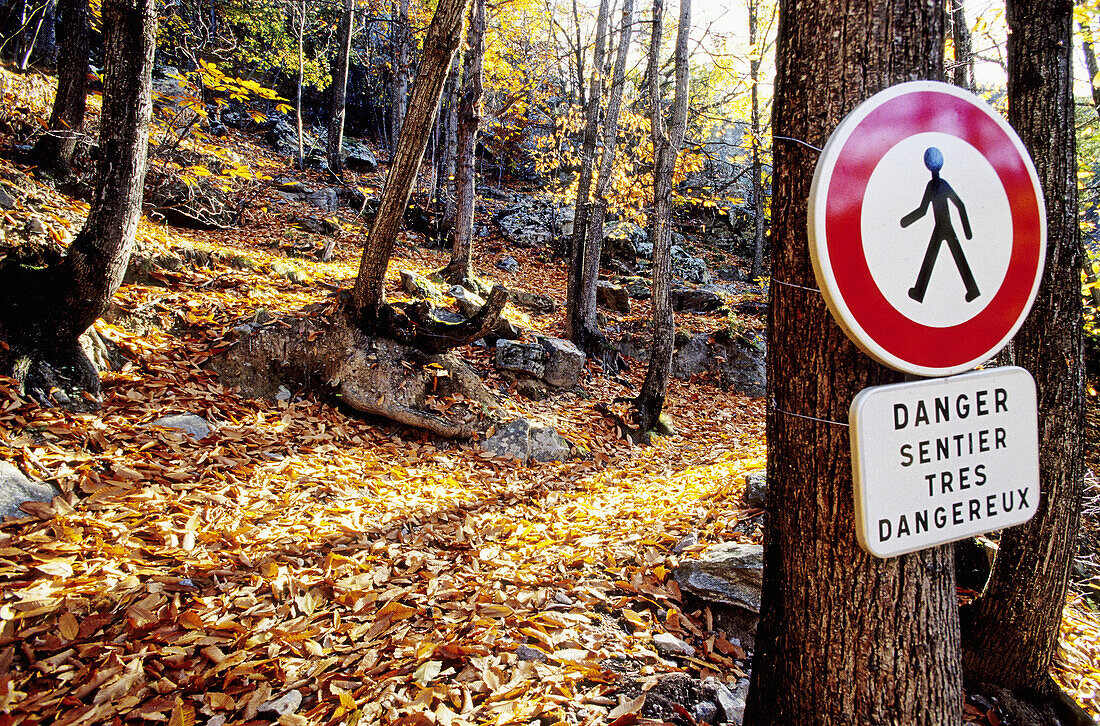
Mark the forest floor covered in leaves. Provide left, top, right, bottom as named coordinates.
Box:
left=0, top=67, right=1098, bottom=725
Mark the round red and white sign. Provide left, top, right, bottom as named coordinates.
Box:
left=808, top=81, right=1046, bottom=377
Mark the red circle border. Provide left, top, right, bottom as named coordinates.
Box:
left=824, top=89, right=1043, bottom=371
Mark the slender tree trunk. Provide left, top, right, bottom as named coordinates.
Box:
left=634, top=0, right=688, bottom=434
left=743, top=1, right=960, bottom=723
left=961, top=3, right=1088, bottom=720
left=439, top=52, right=461, bottom=225
left=570, top=0, right=633, bottom=365
left=748, top=0, right=766, bottom=281
left=349, top=0, right=469, bottom=325
left=0, top=0, right=155, bottom=405
left=391, top=0, right=411, bottom=152
left=295, top=0, right=306, bottom=170
left=31, top=0, right=87, bottom=175
left=572, top=0, right=586, bottom=108
left=950, top=0, right=975, bottom=90
left=1081, top=19, right=1100, bottom=115
left=565, top=0, right=610, bottom=339
left=440, top=0, right=485, bottom=285
left=327, top=0, right=355, bottom=176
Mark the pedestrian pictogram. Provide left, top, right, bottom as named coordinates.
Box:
left=808, top=81, right=1046, bottom=377
left=901, top=146, right=979, bottom=304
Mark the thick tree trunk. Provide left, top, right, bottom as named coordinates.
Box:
left=391, top=0, right=411, bottom=152
left=568, top=0, right=632, bottom=369
left=742, top=1, right=961, bottom=724
left=348, top=0, right=469, bottom=326
left=327, top=0, right=355, bottom=176
left=961, top=0, right=1087, bottom=717
left=634, top=0, right=688, bottom=435
left=0, top=0, right=155, bottom=406
left=31, top=0, right=88, bottom=175
left=440, top=0, right=485, bottom=286
left=951, top=0, right=975, bottom=90
left=565, top=0, right=609, bottom=340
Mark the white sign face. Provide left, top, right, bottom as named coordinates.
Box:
left=850, top=367, right=1039, bottom=558
left=809, top=81, right=1046, bottom=377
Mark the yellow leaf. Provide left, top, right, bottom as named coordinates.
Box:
left=169, top=699, right=195, bottom=726
left=58, top=611, right=79, bottom=640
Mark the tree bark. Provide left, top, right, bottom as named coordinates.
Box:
left=294, top=0, right=306, bottom=170
left=748, top=0, right=766, bottom=281
left=440, top=0, right=485, bottom=286
left=634, top=0, right=688, bottom=434
left=565, top=0, right=609, bottom=340
left=0, top=0, right=155, bottom=405
left=961, top=0, right=1086, bottom=709
left=348, top=0, right=469, bottom=326
left=327, top=0, right=355, bottom=176
left=743, top=1, right=961, bottom=724
left=950, top=0, right=975, bottom=91
left=390, top=0, right=411, bottom=152
left=1081, top=18, right=1100, bottom=115
left=31, top=0, right=88, bottom=175
left=439, top=52, right=461, bottom=224
left=567, top=0, right=632, bottom=368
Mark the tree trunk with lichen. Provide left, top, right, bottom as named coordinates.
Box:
left=0, top=0, right=155, bottom=409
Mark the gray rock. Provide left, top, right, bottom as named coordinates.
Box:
left=495, top=203, right=573, bottom=247
left=672, top=332, right=765, bottom=397
left=652, top=632, right=695, bottom=658
left=496, top=256, right=519, bottom=273
left=724, top=680, right=749, bottom=724
left=401, top=269, right=443, bottom=301
left=25, top=218, right=46, bottom=236
left=341, top=137, right=377, bottom=171
left=671, top=245, right=711, bottom=284
left=596, top=282, right=630, bottom=313
left=674, top=543, right=763, bottom=613
left=481, top=418, right=574, bottom=465
left=495, top=340, right=546, bottom=378
left=0, top=186, right=16, bottom=210
left=266, top=117, right=318, bottom=159
left=538, top=337, right=585, bottom=388
left=529, top=426, right=572, bottom=463
left=449, top=285, right=486, bottom=318
left=517, top=644, right=549, bottom=662
left=618, top=276, right=652, bottom=300
left=703, top=677, right=747, bottom=725
left=0, top=461, right=60, bottom=519
left=693, top=701, right=719, bottom=724
left=306, top=187, right=339, bottom=214
left=672, top=287, right=723, bottom=313
left=151, top=413, right=213, bottom=441
left=507, top=288, right=557, bottom=314
left=743, top=471, right=767, bottom=509
left=603, top=221, right=647, bottom=261
left=673, top=532, right=699, bottom=553
left=259, top=689, right=302, bottom=717
left=482, top=419, right=532, bottom=462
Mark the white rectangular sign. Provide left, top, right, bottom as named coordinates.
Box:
left=850, top=366, right=1039, bottom=558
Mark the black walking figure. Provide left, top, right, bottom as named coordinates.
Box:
left=900, top=146, right=979, bottom=303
